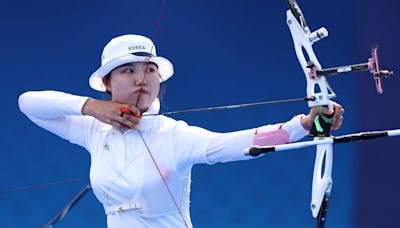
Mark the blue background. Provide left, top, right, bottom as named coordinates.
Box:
left=1, top=0, right=399, bottom=227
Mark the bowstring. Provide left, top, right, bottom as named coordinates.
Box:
left=134, top=0, right=189, bottom=227
left=0, top=177, right=88, bottom=194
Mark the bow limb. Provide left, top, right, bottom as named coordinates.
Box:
left=311, top=142, right=333, bottom=226
left=43, top=184, right=92, bottom=227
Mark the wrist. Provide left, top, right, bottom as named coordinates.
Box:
left=301, top=115, right=311, bottom=131
left=82, top=98, right=96, bottom=116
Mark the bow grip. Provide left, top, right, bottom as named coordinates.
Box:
left=309, top=106, right=334, bottom=137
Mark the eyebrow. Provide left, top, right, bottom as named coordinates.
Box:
left=119, top=62, right=158, bottom=68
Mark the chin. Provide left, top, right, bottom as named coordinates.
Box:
left=136, top=99, right=153, bottom=110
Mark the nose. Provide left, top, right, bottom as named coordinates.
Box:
left=135, top=69, right=148, bottom=87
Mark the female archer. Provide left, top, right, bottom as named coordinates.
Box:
left=19, top=34, right=344, bottom=227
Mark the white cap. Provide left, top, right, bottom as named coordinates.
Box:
left=89, top=34, right=174, bottom=91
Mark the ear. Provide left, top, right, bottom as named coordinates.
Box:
left=102, top=76, right=112, bottom=93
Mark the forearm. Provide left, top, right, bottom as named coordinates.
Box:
left=206, top=115, right=308, bottom=164
left=19, top=91, right=89, bottom=120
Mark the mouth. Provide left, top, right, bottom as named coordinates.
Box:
left=134, top=89, right=149, bottom=95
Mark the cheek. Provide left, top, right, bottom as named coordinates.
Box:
left=149, top=77, right=160, bottom=94
left=109, top=77, right=134, bottom=100
left=110, top=75, right=131, bottom=89
left=154, top=82, right=160, bottom=93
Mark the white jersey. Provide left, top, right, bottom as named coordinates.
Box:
left=19, top=91, right=308, bottom=227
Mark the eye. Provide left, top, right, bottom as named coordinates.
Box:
left=146, top=65, right=158, bottom=73
left=123, top=67, right=135, bottom=74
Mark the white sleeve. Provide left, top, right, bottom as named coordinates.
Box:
left=172, top=121, right=217, bottom=170
left=18, top=90, right=97, bottom=150
left=206, top=115, right=309, bottom=164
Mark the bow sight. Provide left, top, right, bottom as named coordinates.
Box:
left=309, top=46, right=393, bottom=94
left=288, top=0, right=393, bottom=95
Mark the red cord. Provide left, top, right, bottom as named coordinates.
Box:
left=134, top=0, right=189, bottom=227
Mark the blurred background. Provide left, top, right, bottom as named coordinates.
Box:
left=1, top=0, right=399, bottom=227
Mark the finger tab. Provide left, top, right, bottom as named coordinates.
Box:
left=120, top=106, right=133, bottom=115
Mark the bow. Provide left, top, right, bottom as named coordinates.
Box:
left=246, top=1, right=396, bottom=227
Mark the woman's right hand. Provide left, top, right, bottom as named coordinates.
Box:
left=82, top=98, right=141, bottom=130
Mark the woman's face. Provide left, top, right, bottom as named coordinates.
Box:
left=104, top=62, right=160, bottom=112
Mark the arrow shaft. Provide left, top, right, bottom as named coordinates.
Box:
left=144, top=97, right=313, bottom=116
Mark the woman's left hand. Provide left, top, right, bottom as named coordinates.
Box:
left=301, top=102, right=345, bottom=131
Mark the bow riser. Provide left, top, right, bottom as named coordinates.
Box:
left=286, top=10, right=335, bottom=110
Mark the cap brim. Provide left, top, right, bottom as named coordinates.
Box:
left=89, top=55, right=174, bottom=92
